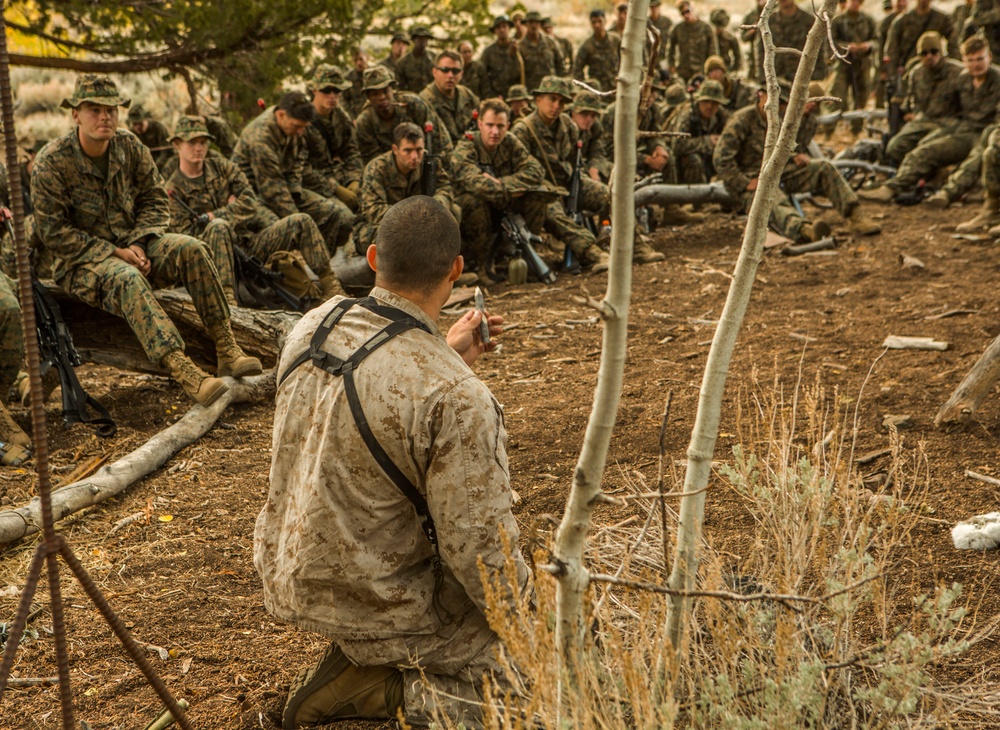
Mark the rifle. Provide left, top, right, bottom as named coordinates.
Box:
left=564, top=139, right=590, bottom=273
left=422, top=122, right=440, bottom=197
left=885, top=66, right=904, bottom=151
left=0, top=210, right=116, bottom=437
left=167, top=190, right=309, bottom=311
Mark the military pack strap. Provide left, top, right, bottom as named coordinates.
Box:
left=278, top=297, right=438, bottom=548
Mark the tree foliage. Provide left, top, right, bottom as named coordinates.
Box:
left=4, top=0, right=491, bottom=117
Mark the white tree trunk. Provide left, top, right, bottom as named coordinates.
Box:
left=663, top=0, right=839, bottom=655
left=935, top=332, right=1000, bottom=429
left=0, top=372, right=274, bottom=545
left=551, top=0, right=648, bottom=667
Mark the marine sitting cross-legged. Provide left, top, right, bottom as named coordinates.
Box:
left=31, top=75, right=261, bottom=406
left=255, top=195, right=529, bottom=730
left=166, top=115, right=343, bottom=307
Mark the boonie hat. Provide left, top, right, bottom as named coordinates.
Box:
left=506, top=84, right=533, bottom=102
left=362, top=66, right=398, bottom=92
left=311, top=64, right=352, bottom=92
left=491, top=14, right=513, bottom=30
left=391, top=31, right=412, bottom=44
left=409, top=26, right=433, bottom=38
left=570, top=92, right=604, bottom=113
left=694, top=80, right=728, bottom=104
left=710, top=8, right=730, bottom=26
left=171, top=115, right=216, bottom=143
left=704, top=55, right=727, bottom=74
left=531, top=75, right=574, bottom=100
left=62, top=74, right=131, bottom=110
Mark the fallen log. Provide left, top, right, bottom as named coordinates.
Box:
left=632, top=181, right=735, bottom=207
left=0, top=371, right=275, bottom=546
left=935, top=333, right=1000, bottom=429
left=53, top=287, right=300, bottom=373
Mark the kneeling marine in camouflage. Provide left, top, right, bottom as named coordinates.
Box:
left=0, top=272, right=30, bottom=465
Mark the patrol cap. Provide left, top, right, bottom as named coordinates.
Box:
left=710, top=8, right=730, bottom=26
left=531, top=75, right=575, bottom=101
left=570, top=91, right=604, bottom=113
left=664, top=83, right=688, bottom=106
left=310, top=64, right=352, bottom=92
left=511, top=10, right=526, bottom=21
left=362, top=65, right=398, bottom=91
left=391, top=31, right=412, bottom=44
left=525, top=11, right=543, bottom=22
left=506, top=84, right=533, bottom=102
left=126, top=104, right=150, bottom=122
left=409, top=25, right=433, bottom=38
left=171, top=115, right=216, bottom=143
left=62, top=74, right=131, bottom=110
left=491, top=14, right=513, bottom=30
left=694, top=80, right=727, bottom=104
left=704, top=55, right=727, bottom=74
left=590, top=8, right=606, bottom=18
left=916, top=30, right=943, bottom=54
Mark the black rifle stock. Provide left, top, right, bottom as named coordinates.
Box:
left=886, top=67, right=904, bottom=145
left=422, top=122, right=439, bottom=197
left=499, top=213, right=556, bottom=284
left=0, top=212, right=116, bottom=437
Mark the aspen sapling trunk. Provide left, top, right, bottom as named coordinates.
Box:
left=551, top=0, right=648, bottom=668
left=663, top=0, right=840, bottom=656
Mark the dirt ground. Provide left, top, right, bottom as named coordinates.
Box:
left=1, top=188, right=999, bottom=728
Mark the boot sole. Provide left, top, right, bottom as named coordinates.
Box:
left=283, top=644, right=353, bottom=730
left=218, top=358, right=263, bottom=379
left=198, top=381, right=230, bottom=407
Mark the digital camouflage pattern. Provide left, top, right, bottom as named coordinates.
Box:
left=354, top=92, right=452, bottom=164
left=395, top=50, right=435, bottom=93
left=971, top=0, right=1000, bottom=57
left=167, top=153, right=332, bottom=290
left=419, top=83, right=481, bottom=146
left=940, top=122, right=996, bottom=201
left=886, top=58, right=963, bottom=163
left=342, top=68, right=368, bottom=119
left=981, top=125, right=1000, bottom=195
left=577, top=116, right=611, bottom=180
left=769, top=7, right=827, bottom=82
left=451, top=131, right=546, bottom=261
left=572, top=33, right=621, bottom=92
left=741, top=5, right=765, bottom=83
left=956, top=66, right=1000, bottom=132
left=649, top=14, right=673, bottom=62
left=0, top=272, right=21, bottom=396
left=667, top=19, right=719, bottom=82
left=480, top=41, right=523, bottom=99
left=460, top=58, right=488, bottom=101
left=666, top=100, right=731, bottom=184
left=231, top=106, right=353, bottom=248
left=352, top=149, right=453, bottom=252
left=518, top=34, right=563, bottom=93
left=721, top=74, right=758, bottom=110
left=603, top=99, right=669, bottom=175
left=303, top=105, right=364, bottom=190
left=885, top=8, right=956, bottom=71
left=715, top=28, right=742, bottom=73
left=31, top=128, right=231, bottom=366
left=829, top=10, right=879, bottom=133
left=133, top=118, right=174, bottom=170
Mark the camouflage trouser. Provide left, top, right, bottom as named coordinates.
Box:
left=885, top=119, right=943, bottom=167
left=675, top=151, right=715, bottom=185
left=337, top=605, right=520, bottom=729
left=200, top=215, right=333, bottom=290
left=941, top=123, right=996, bottom=202
left=829, top=60, right=873, bottom=134
left=982, top=127, right=1000, bottom=196
left=522, top=177, right=610, bottom=257
left=455, top=193, right=548, bottom=264
left=59, top=234, right=229, bottom=366
left=889, top=129, right=978, bottom=192
left=0, top=272, right=22, bottom=396
left=296, top=189, right=355, bottom=251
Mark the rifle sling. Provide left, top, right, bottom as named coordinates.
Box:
left=522, top=116, right=561, bottom=187
left=278, top=297, right=438, bottom=549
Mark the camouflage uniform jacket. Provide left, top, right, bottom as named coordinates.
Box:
left=517, top=34, right=563, bottom=93
left=451, top=132, right=544, bottom=207
left=461, top=58, right=489, bottom=100
left=717, top=29, right=743, bottom=73
left=231, top=106, right=308, bottom=218
left=136, top=119, right=174, bottom=169
left=0, top=159, right=31, bottom=213
left=573, top=33, right=622, bottom=91
left=481, top=41, right=523, bottom=99
left=379, top=54, right=400, bottom=75
left=668, top=20, right=720, bottom=81
left=354, top=92, right=453, bottom=164
left=796, top=111, right=819, bottom=153
left=904, top=58, right=963, bottom=121
left=254, top=287, right=530, bottom=641
left=770, top=7, right=827, bottom=81
left=511, top=111, right=579, bottom=187
left=579, top=118, right=611, bottom=178
left=166, top=153, right=276, bottom=239
left=31, top=129, right=169, bottom=283
left=955, top=66, right=1000, bottom=132
left=971, top=0, right=1000, bottom=55
left=886, top=9, right=957, bottom=71
left=395, top=50, right=435, bottom=93
left=343, top=69, right=368, bottom=119
left=666, top=102, right=732, bottom=157
left=358, top=150, right=453, bottom=228
left=603, top=101, right=668, bottom=163
left=650, top=16, right=673, bottom=61
left=742, top=6, right=765, bottom=82
left=552, top=35, right=574, bottom=72
left=831, top=11, right=879, bottom=73
left=419, top=83, right=481, bottom=146
left=713, top=104, right=773, bottom=197
left=304, top=106, right=365, bottom=190
left=724, top=75, right=758, bottom=110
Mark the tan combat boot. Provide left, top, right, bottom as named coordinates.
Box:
left=798, top=220, right=832, bottom=242
left=317, top=271, right=345, bottom=301
left=208, top=323, right=263, bottom=378
left=924, top=190, right=950, bottom=210
left=846, top=208, right=882, bottom=236
left=162, top=350, right=229, bottom=406
left=956, top=194, right=1000, bottom=233
left=660, top=203, right=706, bottom=225
left=586, top=245, right=610, bottom=274
left=0, top=401, right=31, bottom=448
left=633, top=238, right=665, bottom=264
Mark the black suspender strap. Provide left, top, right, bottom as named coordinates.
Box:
left=278, top=297, right=438, bottom=548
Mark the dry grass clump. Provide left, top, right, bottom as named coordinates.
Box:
left=470, top=370, right=997, bottom=729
